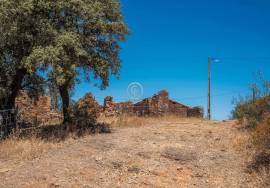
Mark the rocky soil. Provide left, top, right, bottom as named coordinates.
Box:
left=0, top=119, right=263, bottom=188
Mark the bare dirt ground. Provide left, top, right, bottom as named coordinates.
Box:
left=0, top=119, right=263, bottom=188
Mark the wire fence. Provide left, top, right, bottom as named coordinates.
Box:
left=0, top=109, right=17, bottom=139
left=0, top=108, right=63, bottom=140
left=0, top=104, right=204, bottom=140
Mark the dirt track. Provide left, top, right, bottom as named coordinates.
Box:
left=0, top=119, right=261, bottom=188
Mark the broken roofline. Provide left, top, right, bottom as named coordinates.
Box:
left=168, top=99, right=191, bottom=109
left=103, top=90, right=204, bottom=118
left=133, top=90, right=193, bottom=109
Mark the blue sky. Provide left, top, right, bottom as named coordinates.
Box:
left=74, top=0, right=270, bottom=120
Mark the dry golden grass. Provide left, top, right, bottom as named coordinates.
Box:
left=0, top=136, right=62, bottom=163
left=98, top=115, right=205, bottom=128
left=0, top=117, right=265, bottom=187
left=230, top=116, right=270, bottom=185
left=253, top=114, right=270, bottom=150
left=0, top=116, right=204, bottom=166
left=0, top=116, right=213, bottom=169
left=232, top=132, right=252, bottom=152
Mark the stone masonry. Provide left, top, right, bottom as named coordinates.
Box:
left=103, top=90, right=204, bottom=118
left=15, top=90, right=203, bottom=125
left=103, top=96, right=134, bottom=117
left=134, top=90, right=170, bottom=116
left=15, top=91, right=62, bottom=126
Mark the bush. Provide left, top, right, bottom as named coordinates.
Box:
left=233, top=96, right=270, bottom=171
left=70, top=93, right=101, bottom=133
left=232, top=96, right=270, bottom=129
left=253, top=114, right=270, bottom=150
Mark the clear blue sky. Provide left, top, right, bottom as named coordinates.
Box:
left=74, top=0, right=270, bottom=120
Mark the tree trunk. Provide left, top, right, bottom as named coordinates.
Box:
left=59, top=85, right=70, bottom=124
left=6, top=68, right=27, bottom=109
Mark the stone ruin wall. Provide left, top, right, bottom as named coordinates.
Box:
left=187, top=107, right=204, bottom=118
left=103, top=90, right=204, bottom=118
left=134, top=90, right=170, bottom=116
left=15, top=91, right=63, bottom=126
left=103, top=96, right=134, bottom=117
left=15, top=90, right=203, bottom=125
left=168, top=100, right=189, bottom=117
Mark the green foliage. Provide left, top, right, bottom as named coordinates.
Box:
left=0, top=0, right=129, bottom=114
left=232, top=96, right=270, bottom=128
left=0, top=0, right=128, bottom=87
left=232, top=75, right=270, bottom=171
left=0, top=60, right=15, bottom=103
left=232, top=73, right=270, bottom=128
left=0, top=59, right=44, bottom=108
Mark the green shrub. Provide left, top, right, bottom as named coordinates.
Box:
left=234, top=96, right=270, bottom=171
left=232, top=96, right=270, bottom=129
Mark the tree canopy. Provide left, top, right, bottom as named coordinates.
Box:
left=0, top=0, right=129, bottom=122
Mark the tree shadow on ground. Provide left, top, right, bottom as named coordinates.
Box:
left=247, top=150, right=270, bottom=172
left=17, top=122, right=111, bottom=142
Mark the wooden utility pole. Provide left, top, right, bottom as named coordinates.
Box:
left=207, top=57, right=212, bottom=120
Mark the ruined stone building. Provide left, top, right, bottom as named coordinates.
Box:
left=15, top=91, right=62, bottom=125
left=103, top=96, right=134, bottom=117
left=15, top=89, right=203, bottom=125
left=103, top=90, right=203, bottom=118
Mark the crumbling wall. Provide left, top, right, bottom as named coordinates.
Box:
left=134, top=90, right=170, bottom=116
left=103, top=96, right=118, bottom=117
left=149, top=90, right=170, bottom=116
left=116, top=102, right=134, bottom=116
left=102, top=90, right=204, bottom=118
left=15, top=91, right=62, bottom=125
left=73, top=93, right=100, bottom=125
left=168, top=100, right=189, bottom=117
left=134, top=90, right=192, bottom=117
left=187, top=107, right=204, bottom=118
left=133, top=98, right=150, bottom=116
left=103, top=96, right=134, bottom=117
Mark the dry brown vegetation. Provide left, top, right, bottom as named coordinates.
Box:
left=0, top=136, right=63, bottom=175
left=0, top=137, right=56, bottom=161
left=233, top=96, right=270, bottom=175
left=253, top=114, right=270, bottom=151
left=231, top=95, right=270, bottom=186
left=0, top=116, right=267, bottom=187
left=98, top=115, right=205, bottom=128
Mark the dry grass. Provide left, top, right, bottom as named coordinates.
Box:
left=253, top=114, right=270, bottom=150
left=0, top=116, right=203, bottom=166
left=230, top=117, right=270, bottom=185
left=98, top=115, right=205, bottom=128
left=232, top=131, right=252, bottom=152
left=0, top=136, right=62, bottom=163
left=0, top=118, right=265, bottom=187
left=0, top=122, right=111, bottom=168
left=250, top=169, right=270, bottom=186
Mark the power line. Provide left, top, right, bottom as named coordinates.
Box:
left=179, top=89, right=248, bottom=100
left=88, top=89, right=249, bottom=104
left=220, top=57, right=270, bottom=60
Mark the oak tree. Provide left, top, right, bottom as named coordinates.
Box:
left=0, top=0, right=129, bottom=123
